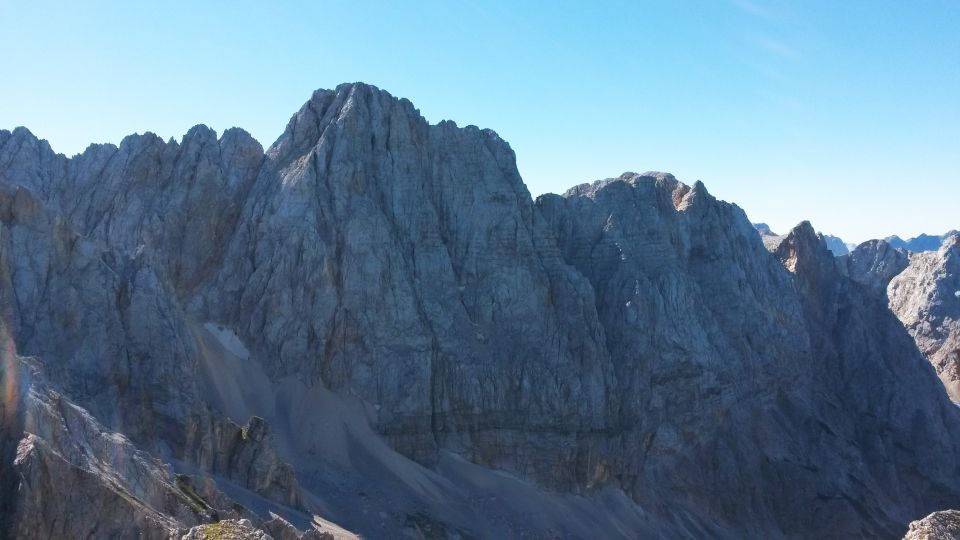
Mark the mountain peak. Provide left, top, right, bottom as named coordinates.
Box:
left=774, top=221, right=831, bottom=274
left=267, top=83, right=425, bottom=164
left=885, top=231, right=958, bottom=252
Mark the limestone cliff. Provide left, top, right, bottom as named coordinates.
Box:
left=1, top=83, right=959, bottom=539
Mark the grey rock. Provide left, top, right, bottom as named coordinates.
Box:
left=753, top=222, right=853, bottom=256
left=0, top=182, right=305, bottom=533
left=2, top=83, right=960, bottom=538
left=262, top=515, right=336, bottom=540
left=838, top=239, right=910, bottom=296
left=181, top=519, right=272, bottom=540
left=1, top=356, right=223, bottom=539
left=904, top=510, right=960, bottom=540
left=0, top=124, right=264, bottom=297
left=195, top=83, right=614, bottom=483
left=822, top=233, right=851, bottom=256
left=888, top=236, right=960, bottom=400
left=544, top=178, right=960, bottom=537
left=753, top=222, right=776, bottom=236
left=835, top=236, right=960, bottom=402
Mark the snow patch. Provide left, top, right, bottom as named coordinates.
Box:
left=203, top=322, right=250, bottom=360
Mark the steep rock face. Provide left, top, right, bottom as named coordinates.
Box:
left=186, top=415, right=301, bottom=508
left=0, top=182, right=198, bottom=444
left=2, top=83, right=960, bottom=538
left=0, top=124, right=264, bottom=297
left=193, top=83, right=614, bottom=483
left=839, top=239, right=910, bottom=296
left=773, top=223, right=960, bottom=533
left=888, top=236, right=960, bottom=400
left=753, top=222, right=853, bottom=256
left=0, top=356, right=240, bottom=539
left=542, top=178, right=960, bottom=537
left=753, top=221, right=787, bottom=251
left=540, top=173, right=813, bottom=534
left=0, top=184, right=303, bottom=521
left=836, top=237, right=960, bottom=402
left=753, top=222, right=775, bottom=236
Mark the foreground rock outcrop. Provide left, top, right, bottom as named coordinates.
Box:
left=2, top=83, right=959, bottom=538
left=0, top=174, right=328, bottom=537
left=0, top=355, right=260, bottom=539
left=904, top=510, right=960, bottom=540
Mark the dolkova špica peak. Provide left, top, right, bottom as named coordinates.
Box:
left=2, top=83, right=959, bottom=539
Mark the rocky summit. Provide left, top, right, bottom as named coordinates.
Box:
left=1, top=83, right=959, bottom=539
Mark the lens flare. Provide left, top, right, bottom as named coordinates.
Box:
left=1, top=321, right=19, bottom=430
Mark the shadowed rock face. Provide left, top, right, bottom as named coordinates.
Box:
left=1, top=83, right=959, bottom=539
left=0, top=185, right=305, bottom=538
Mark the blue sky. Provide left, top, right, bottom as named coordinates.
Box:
left=1, top=1, right=957, bottom=242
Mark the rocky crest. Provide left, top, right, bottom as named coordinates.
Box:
left=753, top=223, right=854, bottom=256
left=1, top=83, right=959, bottom=539
left=839, top=239, right=910, bottom=296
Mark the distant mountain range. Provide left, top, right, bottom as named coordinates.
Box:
left=753, top=223, right=958, bottom=256
left=885, top=232, right=959, bottom=252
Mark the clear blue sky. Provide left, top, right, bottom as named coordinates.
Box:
left=2, top=1, right=957, bottom=243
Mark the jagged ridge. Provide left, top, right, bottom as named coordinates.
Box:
left=1, top=83, right=959, bottom=539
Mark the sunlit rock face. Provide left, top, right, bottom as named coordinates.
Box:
left=904, top=510, right=960, bottom=540
left=839, top=239, right=910, bottom=297
left=888, top=236, right=960, bottom=401
left=0, top=124, right=264, bottom=298
left=2, top=356, right=208, bottom=540
left=1, top=83, right=960, bottom=539
left=839, top=236, right=960, bottom=402
left=192, top=84, right=615, bottom=478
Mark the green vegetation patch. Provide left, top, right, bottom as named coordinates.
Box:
left=175, top=473, right=212, bottom=515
